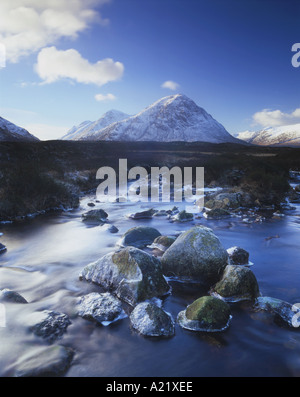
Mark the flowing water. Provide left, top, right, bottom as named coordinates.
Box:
left=0, top=187, right=300, bottom=377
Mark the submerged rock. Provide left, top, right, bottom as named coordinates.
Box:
left=77, top=292, right=125, bottom=326
left=82, top=209, right=108, bottom=223
left=127, top=208, right=156, bottom=220
left=13, top=345, right=74, bottom=377
left=130, top=302, right=175, bottom=337
left=161, top=226, right=228, bottom=285
left=118, top=226, right=161, bottom=248
left=0, top=243, right=6, bottom=254
left=210, top=265, right=260, bottom=302
left=204, top=208, right=231, bottom=220
left=28, top=310, right=71, bottom=343
left=254, top=296, right=300, bottom=329
left=227, top=246, right=250, bottom=266
left=171, top=210, right=193, bottom=222
left=177, top=296, right=231, bottom=332
left=79, top=247, right=170, bottom=306
left=0, top=288, right=27, bottom=304
left=148, top=235, right=176, bottom=252
left=100, top=224, right=119, bottom=233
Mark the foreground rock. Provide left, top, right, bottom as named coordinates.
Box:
left=130, top=302, right=175, bottom=337
left=79, top=247, right=170, bottom=306
left=28, top=310, right=71, bottom=343
left=118, top=226, right=161, bottom=248
left=0, top=288, right=27, bottom=304
left=254, top=296, right=300, bottom=329
left=210, top=265, right=260, bottom=302
left=13, top=345, right=74, bottom=377
left=77, top=292, right=126, bottom=326
left=82, top=209, right=108, bottom=224
left=148, top=236, right=176, bottom=252
left=161, top=226, right=228, bottom=285
left=227, top=246, right=250, bottom=266
left=177, top=296, right=231, bottom=332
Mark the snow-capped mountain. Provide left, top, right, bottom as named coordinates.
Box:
left=236, top=124, right=300, bottom=147
left=62, top=94, right=241, bottom=144
left=0, top=117, right=39, bottom=142
left=62, top=110, right=130, bottom=140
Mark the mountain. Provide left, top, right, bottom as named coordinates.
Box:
left=236, top=124, right=300, bottom=147
left=62, top=94, right=241, bottom=144
left=62, top=110, right=130, bottom=140
left=0, top=117, right=39, bottom=142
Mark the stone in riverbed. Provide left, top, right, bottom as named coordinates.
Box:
left=0, top=243, right=7, bottom=254
left=254, top=296, right=300, bottom=329
left=79, top=246, right=170, bottom=306
left=161, top=226, right=228, bottom=285
left=127, top=208, right=156, bottom=220
left=177, top=296, right=231, bottom=332
left=0, top=288, right=27, bottom=304
left=28, top=310, right=71, bottom=343
left=210, top=265, right=260, bottom=302
left=13, top=345, right=74, bottom=377
left=77, top=292, right=126, bottom=326
left=148, top=235, right=176, bottom=252
left=171, top=210, right=193, bottom=222
left=82, top=209, right=108, bottom=223
left=130, top=302, right=175, bottom=337
left=203, top=208, right=231, bottom=220
left=118, top=226, right=161, bottom=248
left=227, top=246, right=250, bottom=266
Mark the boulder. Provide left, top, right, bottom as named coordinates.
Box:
left=130, top=302, right=175, bottom=337
left=118, top=226, right=161, bottom=248
left=148, top=236, right=176, bottom=252
left=210, top=265, right=260, bottom=302
left=254, top=296, right=300, bottom=329
left=28, top=310, right=71, bottom=343
left=161, top=226, right=228, bottom=285
left=77, top=292, right=126, bottom=326
left=227, top=246, right=250, bottom=266
left=82, top=209, right=108, bottom=223
left=79, top=247, right=170, bottom=306
left=177, top=296, right=231, bottom=332
left=13, top=345, right=74, bottom=377
left=0, top=288, right=27, bottom=304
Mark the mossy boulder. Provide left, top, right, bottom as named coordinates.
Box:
left=161, top=226, right=228, bottom=285
left=227, top=246, right=250, bottom=266
left=210, top=265, right=260, bottom=302
left=254, top=296, right=300, bottom=329
left=0, top=289, right=27, bottom=304
left=130, top=302, right=175, bottom=337
left=82, top=209, right=108, bottom=223
left=79, top=247, right=170, bottom=306
left=177, top=296, right=231, bottom=332
left=118, top=226, right=161, bottom=248
left=148, top=235, right=176, bottom=252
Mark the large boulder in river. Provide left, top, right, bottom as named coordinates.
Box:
left=118, top=226, right=161, bottom=248
left=177, top=296, right=231, bottom=332
left=210, top=265, right=260, bottom=302
left=130, top=302, right=175, bottom=337
left=161, top=226, right=228, bottom=285
left=79, top=247, right=170, bottom=306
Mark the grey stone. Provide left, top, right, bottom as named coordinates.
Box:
left=118, top=226, right=161, bottom=248
left=0, top=288, right=27, bottom=304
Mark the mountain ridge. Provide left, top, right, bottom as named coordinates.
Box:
left=0, top=117, right=39, bottom=142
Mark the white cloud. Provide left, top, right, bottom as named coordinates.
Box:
left=35, top=46, right=124, bottom=86
left=161, top=80, right=180, bottom=91
left=253, top=108, right=300, bottom=127
left=95, top=93, right=116, bottom=101
left=24, top=123, right=69, bottom=140
left=0, top=0, right=111, bottom=62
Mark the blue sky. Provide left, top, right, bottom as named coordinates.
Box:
left=0, top=0, right=299, bottom=140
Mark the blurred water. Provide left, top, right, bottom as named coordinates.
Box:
left=0, top=194, right=300, bottom=377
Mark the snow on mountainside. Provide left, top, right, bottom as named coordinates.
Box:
left=62, top=110, right=130, bottom=140
left=62, top=94, right=242, bottom=144
left=236, top=124, right=300, bottom=147
left=0, top=117, right=39, bottom=142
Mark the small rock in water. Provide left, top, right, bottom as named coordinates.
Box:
left=177, top=296, right=231, bottom=332
left=0, top=288, right=27, bottom=304
left=127, top=208, right=156, bottom=220
left=87, top=202, right=95, bottom=207
left=227, top=246, right=250, bottom=266
left=28, top=310, right=71, bottom=343
left=82, top=209, right=108, bottom=224
left=130, top=302, right=175, bottom=337
left=171, top=210, right=193, bottom=222
left=77, top=292, right=125, bottom=326
left=100, top=224, right=119, bottom=233
left=13, top=345, right=74, bottom=377
left=210, top=265, right=260, bottom=302
left=0, top=243, right=7, bottom=254
left=254, top=296, right=300, bottom=329
left=118, top=226, right=161, bottom=248
left=203, top=208, right=231, bottom=220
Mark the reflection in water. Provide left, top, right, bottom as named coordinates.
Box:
left=0, top=194, right=300, bottom=377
